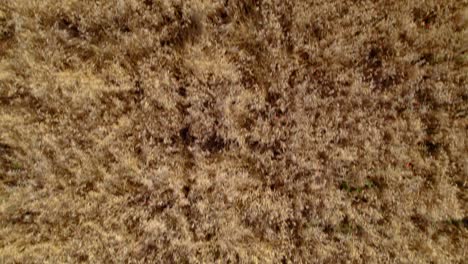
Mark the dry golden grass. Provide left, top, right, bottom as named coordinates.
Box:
left=0, top=0, right=467, bottom=263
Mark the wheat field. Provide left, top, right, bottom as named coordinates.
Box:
left=0, top=0, right=467, bottom=263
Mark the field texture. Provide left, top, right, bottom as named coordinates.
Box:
left=1, top=0, right=467, bottom=263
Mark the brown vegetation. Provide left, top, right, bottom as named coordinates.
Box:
left=1, top=0, right=467, bottom=263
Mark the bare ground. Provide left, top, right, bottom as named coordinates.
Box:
left=0, top=0, right=467, bottom=263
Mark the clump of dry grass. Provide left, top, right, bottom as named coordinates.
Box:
left=0, top=0, right=467, bottom=263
